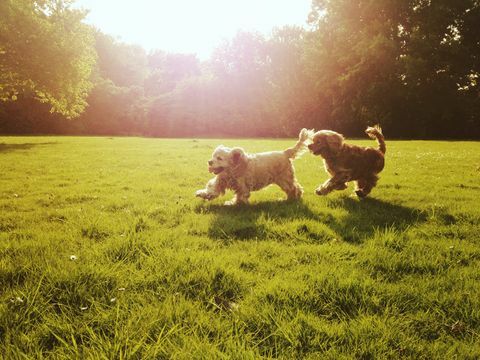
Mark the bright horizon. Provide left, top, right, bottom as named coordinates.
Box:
left=74, top=0, right=312, bottom=59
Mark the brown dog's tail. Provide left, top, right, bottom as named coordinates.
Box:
left=284, top=128, right=314, bottom=159
left=366, top=125, right=386, bottom=154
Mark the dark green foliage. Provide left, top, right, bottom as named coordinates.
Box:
left=2, top=1, right=479, bottom=138
left=307, top=0, right=480, bottom=137
left=0, top=0, right=96, bottom=118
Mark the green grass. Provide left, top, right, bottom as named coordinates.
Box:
left=1, top=136, right=479, bottom=359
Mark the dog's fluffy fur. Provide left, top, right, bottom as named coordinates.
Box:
left=308, top=126, right=386, bottom=198
left=196, top=129, right=311, bottom=205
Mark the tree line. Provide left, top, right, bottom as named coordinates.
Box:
left=1, top=0, right=479, bottom=138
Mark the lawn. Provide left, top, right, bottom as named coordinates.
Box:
left=1, top=136, right=479, bottom=359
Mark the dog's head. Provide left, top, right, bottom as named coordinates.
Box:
left=207, top=145, right=247, bottom=175
left=308, top=130, right=344, bottom=157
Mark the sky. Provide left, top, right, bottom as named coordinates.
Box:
left=74, top=0, right=312, bottom=59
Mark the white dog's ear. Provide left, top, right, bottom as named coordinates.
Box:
left=230, top=147, right=247, bottom=176
left=230, top=147, right=246, bottom=166
left=325, top=133, right=344, bottom=153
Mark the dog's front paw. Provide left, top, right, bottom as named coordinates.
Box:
left=315, top=187, right=329, bottom=196
left=224, top=199, right=237, bottom=206
left=355, top=190, right=367, bottom=198
left=195, top=189, right=206, bottom=198
left=195, top=189, right=215, bottom=200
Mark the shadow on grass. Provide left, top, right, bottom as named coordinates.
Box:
left=324, top=196, right=427, bottom=243
left=198, top=196, right=426, bottom=243
left=0, top=142, right=58, bottom=153
left=196, top=200, right=320, bottom=241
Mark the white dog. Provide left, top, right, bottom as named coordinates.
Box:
left=195, top=129, right=311, bottom=205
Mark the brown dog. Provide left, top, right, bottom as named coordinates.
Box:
left=308, top=126, right=386, bottom=198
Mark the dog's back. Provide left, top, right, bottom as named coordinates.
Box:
left=243, top=151, right=293, bottom=190
left=324, top=143, right=384, bottom=180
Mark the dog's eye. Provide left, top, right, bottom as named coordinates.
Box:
left=217, top=157, right=222, bottom=160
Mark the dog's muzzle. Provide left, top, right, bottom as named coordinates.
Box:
left=208, top=166, right=224, bottom=174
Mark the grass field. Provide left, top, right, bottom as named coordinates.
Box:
left=1, top=136, right=479, bottom=359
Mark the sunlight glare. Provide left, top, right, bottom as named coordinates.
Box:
left=75, top=0, right=312, bottom=58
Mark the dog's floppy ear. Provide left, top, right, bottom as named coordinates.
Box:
left=230, top=147, right=247, bottom=177
left=230, top=147, right=246, bottom=166
left=325, top=132, right=344, bottom=153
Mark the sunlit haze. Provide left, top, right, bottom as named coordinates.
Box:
left=75, top=0, right=312, bottom=59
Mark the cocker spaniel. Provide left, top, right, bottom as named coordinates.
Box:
left=196, top=129, right=311, bottom=205
left=308, top=126, right=386, bottom=198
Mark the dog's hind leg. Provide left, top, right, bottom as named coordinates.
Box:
left=276, top=166, right=304, bottom=200
left=355, top=175, right=378, bottom=198
left=277, top=178, right=303, bottom=200
left=225, top=182, right=250, bottom=205
left=225, top=192, right=250, bottom=206
left=290, top=182, right=304, bottom=200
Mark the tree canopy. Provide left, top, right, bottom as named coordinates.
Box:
left=0, top=0, right=95, bottom=118
left=1, top=0, right=479, bottom=138
left=306, top=0, right=480, bottom=137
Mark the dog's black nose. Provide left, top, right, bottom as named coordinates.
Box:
left=208, top=160, right=213, bottom=166
left=307, top=144, right=313, bottom=149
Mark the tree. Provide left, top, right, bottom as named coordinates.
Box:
left=306, top=0, right=480, bottom=137
left=79, top=35, right=150, bottom=135
left=145, top=53, right=203, bottom=136
left=0, top=0, right=95, bottom=118
left=265, top=26, right=321, bottom=135
left=94, top=32, right=147, bottom=88
left=209, top=31, right=271, bottom=135
left=79, top=79, right=146, bottom=135
left=306, top=0, right=405, bottom=134
left=396, top=0, right=480, bottom=137
left=145, top=52, right=200, bottom=96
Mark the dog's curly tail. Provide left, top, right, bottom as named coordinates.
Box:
left=285, top=128, right=314, bottom=159
left=366, top=125, right=386, bottom=154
